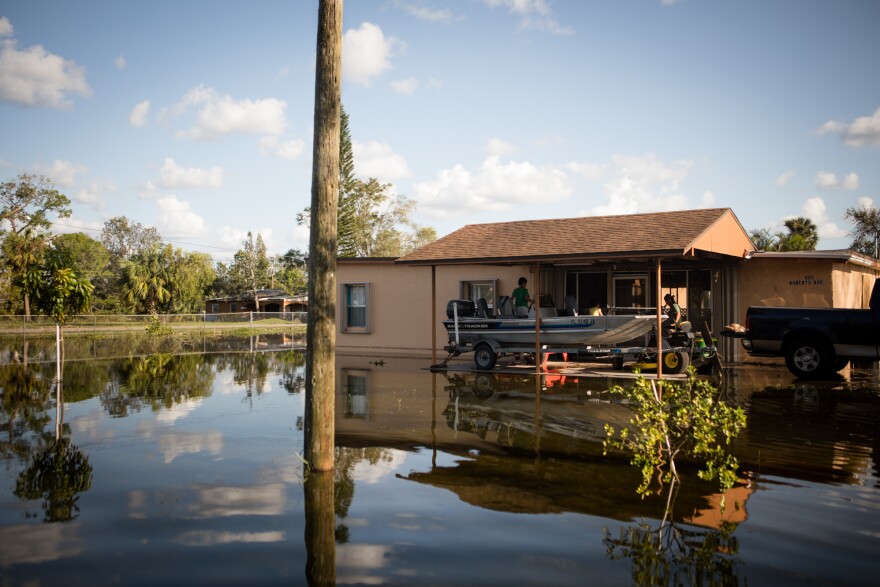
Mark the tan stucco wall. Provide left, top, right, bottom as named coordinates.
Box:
left=690, top=211, right=754, bottom=258
left=733, top=259, right=878, bottom=363
left=336, top=261, right=536, bottom=357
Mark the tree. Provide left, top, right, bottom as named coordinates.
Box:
left=779, top=216, right=818, bottom=251
left=167, top=249, right=215, bottom=313
left=298, top=104, right=437, bottom=258
left=1, top=229, right=48, bottom=317
left=0, top=173, right=71, bottom=236
left=229, top=232, right=270, bottom=310
left=275, top=248, right=308, bottom=295
left=845, top=202, right=880, bottom=257
left=101, top=216, right=162, bottom=265
left=120, top=244, right=173, bottom=316
left=27, top=246, right=95, bottom=324
left=749, top=228, right=779, bottom=252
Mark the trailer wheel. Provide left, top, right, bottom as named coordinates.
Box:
left=612, top=356, right=625, bottom=370
left=785, top=338, right=832, bottom=379
left=473, top=343, right=497, bottom=371
left=662, top=349, right=690, bottom=374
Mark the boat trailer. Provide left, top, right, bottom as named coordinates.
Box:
left=431, top=323, right=721, bottom=375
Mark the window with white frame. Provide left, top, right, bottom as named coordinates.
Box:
left=343, top=283, right=371, bottom=333
left=211, top=303, right=219, bottom=313
left=230, top=302, right=237, bottom=312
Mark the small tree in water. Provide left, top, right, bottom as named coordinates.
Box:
left=603, top=373, right=748, bottom=585
left=604, top=373, right=746, bottom=497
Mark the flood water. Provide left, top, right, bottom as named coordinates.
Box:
left=2, top=334, right=880, bottom=586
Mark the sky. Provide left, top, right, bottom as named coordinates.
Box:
left=1, top=0, right=878, bottom=261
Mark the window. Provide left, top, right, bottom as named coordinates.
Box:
left=343, top=283, right=371, bottom=333
left=460, top=279, right=497, bottom=312
left=230, top=302, right=237, bottom=312
left=341, top=369, right=370, bottom=418
left=613, top=276, right=647, bottom=312
left=211, top=303, right=219, bottom=313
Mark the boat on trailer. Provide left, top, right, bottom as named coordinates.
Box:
left=440, top=298, right=669, bottom=371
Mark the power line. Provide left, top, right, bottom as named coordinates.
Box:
left=50, top=221, right=237, bottom=252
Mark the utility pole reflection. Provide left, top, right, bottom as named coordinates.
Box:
left=304, top=470, right=336, bottom=585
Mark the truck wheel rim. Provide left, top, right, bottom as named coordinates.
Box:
left=794, top=347, right=818, bottom=371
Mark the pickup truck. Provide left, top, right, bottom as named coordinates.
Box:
left=733, top=279, right=880, bottom=378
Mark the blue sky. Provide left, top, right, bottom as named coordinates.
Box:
left=1, top=0, right=878, bottom=260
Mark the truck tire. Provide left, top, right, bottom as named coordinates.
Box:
left=662, top=349, right=690, bottom=374
left=473, top=343, right=497, bottom=371
left=784, top=338, right=832, bottom=379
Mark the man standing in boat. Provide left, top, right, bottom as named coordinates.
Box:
left=512, top=277, right=533, bottom=317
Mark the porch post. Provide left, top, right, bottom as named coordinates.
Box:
left=534, top=263, right=541, bottom=374
left=431, top=265, right=437, bottom=365
left=656, top=257, right=663, bottom=380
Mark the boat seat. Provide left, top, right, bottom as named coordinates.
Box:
left=477, top=297, right=492, bottom=318
left=564, top=295, right=578, bottom=316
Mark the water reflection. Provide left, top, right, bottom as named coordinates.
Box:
left=1, top=339, right=879, bottom=585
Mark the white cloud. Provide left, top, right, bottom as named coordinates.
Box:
left=857, top=196, right=875, bottom=209
left=390, top=77, right=418, bottom=95
left=158, top=158, right=223, bottom=190
left=815, top=106, right=880, bottom=147
left=34, top=160, right=87, bottom=188
left=156, top=196, right=207, bottom=237
left=397, top=2, right=458, bottom=23
left=801, top=196, right=848, bottom=240
left=161, top=85, right=286, bottom=140
left=483, top=0, right=574, bottom=35
left=413, top=155, right=572, bottom=219
left=342, top=23, right=397, bottom=86
left=259, top=136, right=305, bottom=160
left=114, top=53, right=126, bottom=69
left=591, top=154, right=693, bottom=216
left=354, top=141, right=410, bottom=181
left=71, top=180, right=113, bottom=210
left=701, top=191, right=716, bottom=206
left=0, top=36, right=91, bottom=109
left=487, top=138, right=515, bottom=157
left=0, top=17, right=13, bottom=37
left=566, top=161, right=608, bottom=180
left=814, top=171, right=859, bottom=190
left=774, top=170, right=794, bottom=186
left=129, top=100, right=151, bottom=127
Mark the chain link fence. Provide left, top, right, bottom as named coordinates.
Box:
left=0, top=312, right=308, bottom=334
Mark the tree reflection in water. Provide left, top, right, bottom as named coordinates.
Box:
left=603, top=478, right=742, bottom=586
left=14, top=437, right=92, bottom=523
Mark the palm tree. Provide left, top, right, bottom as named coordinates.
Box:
left=120, top=245, right=172, bottom=316
left=779, top=217, right=819, bottom=251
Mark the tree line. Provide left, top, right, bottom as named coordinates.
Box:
left=749, top=208, right=880, bottom=255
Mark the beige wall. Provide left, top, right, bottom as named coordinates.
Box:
left=336, top=261, right=536, bottom=357
left=690, top=211, right=754, bottom=258
left=733, top=258, right=878, bottom=363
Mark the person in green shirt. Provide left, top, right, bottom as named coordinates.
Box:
left=663, top=293, right=682, bottom=330
left=512, top=277, right=533, bottom=317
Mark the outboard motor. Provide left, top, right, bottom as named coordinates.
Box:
left=446, top=299, right=475, bottom=319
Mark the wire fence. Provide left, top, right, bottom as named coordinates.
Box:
left=0, top=311, right=308, bottom=333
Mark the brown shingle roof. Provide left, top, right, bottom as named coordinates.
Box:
left=397, top=208, right=742, bottom=265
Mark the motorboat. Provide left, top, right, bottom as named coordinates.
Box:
left=443, top=298, right=660, bottom=347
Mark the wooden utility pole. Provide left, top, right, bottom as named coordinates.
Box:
left=305, top=0, right=342, bottom=472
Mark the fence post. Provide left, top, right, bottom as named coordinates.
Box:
left=250, top=311, right=253, bottom=327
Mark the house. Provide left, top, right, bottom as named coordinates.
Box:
left=205, top=288, right=307, bottom=314
left=335, top=208, right=880, bottom=366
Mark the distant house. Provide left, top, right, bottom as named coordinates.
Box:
left=205, top=289, right=307, bottom=314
